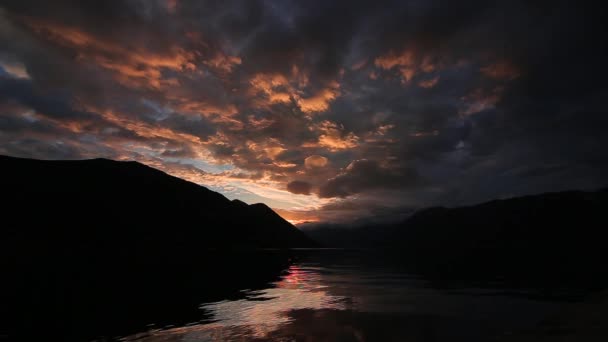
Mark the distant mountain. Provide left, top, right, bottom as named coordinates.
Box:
left=1, top=155, right=315, bottom=261
left=304, top=222, right=397, bottom=248
left=307, top=189, right=608, bottom=281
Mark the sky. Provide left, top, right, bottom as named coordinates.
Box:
left=1, top=1, right=607, bottom=225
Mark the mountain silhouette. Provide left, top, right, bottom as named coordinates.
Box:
left=308, top=189, right=608, bottom=283
left=1, top=155, right=315, bottom=261
left=395, top=189, right=608, bottom=278
left=1, top=155, right=320, bottom=340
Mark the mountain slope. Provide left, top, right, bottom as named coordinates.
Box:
left=393, top=189, right=608, bottom=277
left=1, top=155, right=315, bottom=260
left=307, top=189, right=608, bottom=281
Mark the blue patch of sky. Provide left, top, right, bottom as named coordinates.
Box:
left=173, top=157, right=234, bottom=174
left=209, top=184, right=290, bottom=208
left=141, top=98, right=171, bottom=121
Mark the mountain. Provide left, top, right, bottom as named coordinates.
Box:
left=396, top=189, right=608, bottom=277
left=307, top=189, right=608, bottom=282
left=1, top=155, right=315, bottom=262
left=304, top=222, right=397, bottom=248
left=1, top=155, right=317, bottom=341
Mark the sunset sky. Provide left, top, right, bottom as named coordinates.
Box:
left=1, top=1, right=607, bottom=224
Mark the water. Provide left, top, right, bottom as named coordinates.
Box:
left=110, top=250, right=605, bottom=342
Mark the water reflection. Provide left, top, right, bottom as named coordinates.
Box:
left=123, top=265, right=351, bottom=341
left=9, top=250, right=605, bottom=341
left=120, top=252, right=591, bottom=342
left=204, top=266, right=349, bottom=326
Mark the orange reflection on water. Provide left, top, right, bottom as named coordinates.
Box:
left=280, top=265, right=306, bottom=289
left=122, top=265, right=347, bottom=342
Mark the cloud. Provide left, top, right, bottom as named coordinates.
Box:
left=286, top=180, right=313, bottom=195
left=318, top=159, right=422, bottom=198
left=304, top=121, right=359, bottom=151
left=374, top=49, right=441, bottom=84
left=0, top=76, right=100, bottom=122
left=0, top=58, right=29, bottom=79
left=1, top=1, right=607, bottom=223
left=480, top=61, right=520, bottom=80
left=418, top=76, right=439, bottom=89
left=304, top=155, right=328, bottom=169
left=22, top=19, right=197, bottom=90
left=297, top=82, right=340, bottom=113
left=460, top=87, right=503, bottom=116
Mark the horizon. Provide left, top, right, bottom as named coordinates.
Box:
left=3, top=153, right=606, bottom=227
left=1, top=1, right=607, bottom=224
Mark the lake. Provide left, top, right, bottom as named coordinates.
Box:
left=95, top=249, right=603, bottom=342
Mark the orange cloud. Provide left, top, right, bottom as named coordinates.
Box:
left=265, top=146, right=286, bottom=159
left=399, top=67, right=416, bottom=83
left=274, top=162, right=297, bottom=168
left=374, top=50, right=444, bottom=85
left=375, top=49, right=428, bottom=84
left=304, top=155, right=328, bottom=169
left=376, top=124, right=395, bottom=136
left=249, top=73, right=292, bottom=105
left=297, top=82, right=340, bottom=113
left=480, top=61, right=520, bottom=80
left=203, top=52, right=242, bottom=73
left=460, top=86, right=504, bottom=116
left=249, top=72, right=339, bottom=113
left=166, top=96, right=241, bottom=128
left=272, top=208, right=320, bottom=226
left=410, top=130, right=439, bottom=137
left=318, top=135, right=358, bottom=151
left=0, top=60, right=30, bottom=79
left=418, top=76, right=439, bottom=88
left=290, top=64, right=310, bottom=88
left=166, top=0, right=179, bottom=13
left=26, top=19, right=196, bottom=89
left=171, top=97, right=238, bottom=117
left=245, top=139, right=287, bottom=161
left=269, top=92, right=292, bottom=103
left=420, top=56, right=437, bottom=73
left=99, top=109, right=206, bottom=145
left=363, top=123, right=397, bottom=143
left=250, top=73, right=290, bottom=93
left=375, top=50, right=415, bottom=69
left=248, top=115, right=275, bottom=129
left=304, top=121, right=359, bottom=151
left=351, top=59, right=368, bottom=70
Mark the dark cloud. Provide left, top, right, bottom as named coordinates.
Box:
left=318, top=159, right=422, bottom=198
left=160, top=146, right=196, bottom=158
left=0, top=76, right=97, bottom=121
left=0, top=137, right=84, bottom=159
left=160, top=113, right=216, bottom=139
left=286, top=180, right=313, bottom=195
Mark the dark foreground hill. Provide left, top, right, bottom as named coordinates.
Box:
left=1, top=155, right=314, bottom=260
left=308, top=189, right=608, bottom=283
left=1, top=155, right=318, bottom=341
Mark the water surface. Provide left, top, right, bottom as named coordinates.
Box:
left=117, top=250, right=604, bottom=341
